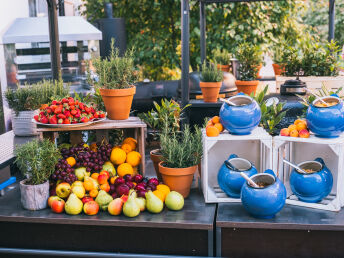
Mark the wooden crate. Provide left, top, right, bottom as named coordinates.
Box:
left=36, top=117, right=147, bottom=175
left=276, top=76, right=344, bottom=92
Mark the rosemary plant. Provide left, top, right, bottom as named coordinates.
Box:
left=200, top=62, right=223, bottom=82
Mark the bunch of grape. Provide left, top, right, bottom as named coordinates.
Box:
left=51, top=159, right=77, bottom=184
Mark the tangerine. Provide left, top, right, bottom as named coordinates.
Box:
left=156, top=184, right=170, bottom=196
left=110, top=148, right=126, bottom=165
left=122, top=137, right=137, bottom=150
left=121, top=143, right=133, bottom=154
left=214, top=123, right=224, bottom=132
left=100, top=183, right=110, bottom=192
left=126, top=151, right=141, bottom=167
left=288, top=124, right=297, bottom=132
left=91, top=173, right=99, bottom=180
left=296, top=122, right=307, bottom=131
left=212, top=116, right=220, bottom=124
left=290, top=129, right=299, bottom=137
left=89, top=189, right=99, bottom=198
left=206, top=126, right=220, bottom=137
left=84, top=180, right=95, bottom=191
left=117, top=163, right=134, bottom=177
left=66, top=157, right=76, bottom=167
left=153, top=190, right=166, bottom=202
left=294, top=119, right=306, bottom=125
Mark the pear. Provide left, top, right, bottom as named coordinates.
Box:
left=165, top=191, right=184, bottom=211
left=145, top=190, right=163, bottom=214
left=95, top=190, right=113, bottom=211
left=123, top=192, right=140, bottom=218
left=74, top=167, right=90, bottom=181
left=65, top=193, right=83, bottom=215
left=135, top=197, right=146, bottom=212
left=102, top=161, right=116, bottom=176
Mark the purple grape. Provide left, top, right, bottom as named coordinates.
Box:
left=51, top=174, right=57, bottom=180
left=69, top=174, right=74, bottom=179
left=58, top=175, right=63, bottom=180
left=82, top=162, right=87, bottom=167
left=61, top=172, right=66, bottom=177
left=86, top=167, right=91, bottom=172
left=66, top=168, right=72, bottom=173
left=94, top=159, right=99, bottom=163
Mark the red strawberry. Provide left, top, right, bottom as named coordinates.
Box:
left=71, top=110, right=77, bottom=116
left=84, top=107, right=91, bottom=113
left=63, top=118, right=71, bottom=124
left=94, top=113, right=99, bottom=119
left=57, top=114, right=66, bottom=119
left=40, top=116, right=48, bottom=124
left=81, top=117, right=89, bottom=123
left=54, top=106, right=62, bottom=114
left=62, top=98, right=68, bottom=104
left=34, top=115, right=39, bottom=121
left=100, top=113, right=105, bottom=118
left=56, top=101, right=62, bottom=105
left=79, top=103, right=84, bottom=110
left=46, top=108, right=52, bottom=114
left=49, top=115, right=57, bottom=124
left=57, top=118, right=63, bottom=124
left=64, top=110, right=71, bottom=117
left=52, top=100, right=57, bottom=105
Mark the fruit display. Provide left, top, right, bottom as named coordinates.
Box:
left=206, top=116, right=224, bottom=137
left=34, top=97, right=106, bottom=125
left=280, top=119, right=310, bottom=138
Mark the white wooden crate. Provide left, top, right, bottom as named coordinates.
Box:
left=202, top=127, right=273, bottom=203
left=273, top=135, right=344, bottom=211
left=276, top=76, right=344, bottom=92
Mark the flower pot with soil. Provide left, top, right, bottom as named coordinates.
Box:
left=199, top=62, right=224, bottom=103
left=88, top=40, right=138, bottom=120
left=15, top=139, right=61, bottom=210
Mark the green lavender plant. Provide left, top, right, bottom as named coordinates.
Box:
left=200, top=62, right=223, bottom=82
left=212, top=49, right=232, bottom=65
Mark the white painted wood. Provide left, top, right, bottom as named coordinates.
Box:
left=276, top=76, right=344, bottom=92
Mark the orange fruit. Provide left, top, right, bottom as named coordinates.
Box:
left=84, top=180, right=94, bottom=192
left=132, top=166, right=138, bottom=175
left=66, top=157, right=76, bottom=167
left=89, top=189, right=99, bottom=198
left=296, top=122, right=307, bottom=131
left=100, top=183, right=110, bottom=192
left=288, top=124, right=297, bottom=132
left=290, top=129, right=299, bottom=137
left=212, top=116, right=220, bottom=124
left=90, top=143, right=98, bottom=152
left=153, top=190, right=166, bottom=202
left=117, top=163, right=134, bottom=177
left=110, top=176, right=118, bottom=185
left=294, top=119, right=306, bottom=125
left=156, top=184, right=170, bottom=196
left=206, top=126, right=220, bottom=137
left=206, top=120, right=213, bottom=127
left=91, top=173, right=99, bottom=180
left=110, top=148, right=126, bottom=165
left=121, top=143, right=133, bottom=154
left=214, top=123, right=224, bottom=132
left=126, top=151, right=141, bottom=167
left=122, top=137, right=137, bottom=150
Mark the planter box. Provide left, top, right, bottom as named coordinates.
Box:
left=276, top=76, right=344, bottom=92
left=273, top=135, right=344, bottom=211
left=201, top=127, right=273, bottom=203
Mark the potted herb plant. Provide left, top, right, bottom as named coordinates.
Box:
left=15, top=139, right=61, bottom=210
left=199, top=62, right=224, bottom=103
left=158, top=125, right=202, bottom=198
left=235, top=42, right=263, bottom=95
left=89, top=39, right=138, bottom=120
left=138, top=99, right=189, bottom=181
left=212, top=49, right=232, bottom=72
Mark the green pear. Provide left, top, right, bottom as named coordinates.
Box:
left=123, top=192, right=140, bottom=217
left=135, top=197, right=146, bottom=212
left=65, top=193, right=83, bottom=215
left=102, top=161, right=116, bottom=176
left=145, top=190, right=163, bottom=214
left=74, top=167, right=90, bottom=181
left=95, top=190, right=113, bottom=211
left=165, top=191, right=184, bottom=211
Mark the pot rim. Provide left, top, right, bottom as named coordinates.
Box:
left=199, top=81, right=222, bottom=87
left=247, top=173, right=275, bottom=189
left=158, top=161, right=197, bottom=176
left=311, top=96, right=341, bottom=108
left=295, top=160, right=322, bottom=174
left=150, top=149, right=162, bottom=156
left=227, top=94, right=254, bottom=107
left=20, top=179, right=49, bottom=187
left=226, top=157, right=252, bottom=172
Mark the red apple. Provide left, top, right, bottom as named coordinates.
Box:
left=48, top=196, right=62, bottom=208
left=83, top=201, right=99, bottom=215
left=100, top=170, right=110, bottom=178
left=280, top=128, right=290, bottom=136
left=97, top=174, right=108, bottom=185
left=108, top=198, right=124, bottom=215
left=148, top=178, right=159, bottom=186
left=81, top=196, right=94, bottom=204
left=51, top=199, right=65, bottom=213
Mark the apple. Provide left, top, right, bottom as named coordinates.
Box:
left=81, top=196, right=94, bottom=204
left=108, top=198, right=124, bottom=215
left=120, top=195, right=128, bottom=203
left=56, top=182, right=71, bottom=198
left=48, top=196, right=62, bottom=208
left=299, top=129, right=310, bottom=138
left=51, top=199, right=65, bottom=213
left=97, top=174, right=108, bottom=185
left=83, top=201, right=99, bottom=215
left=280, top=128, right=290, bottom=136
left=100, top=170, right=110, bottom=178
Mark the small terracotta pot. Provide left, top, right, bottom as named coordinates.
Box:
left=217, top=64, right=230, bottom=73
left=272, top=63, right=283, bottom=76
left=199, top=81, right=222, bottom=103
left=158, top=162, right=197, bottom=198
left=100, top=86, right=136, bottom=120
left=150, top=149, right=163, bottom=182
left=235, top=80, right=259, bottom=95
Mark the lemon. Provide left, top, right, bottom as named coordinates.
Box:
left=110, top=148, right=126, bottom=165
left=126, top=151, right=141, bottom=167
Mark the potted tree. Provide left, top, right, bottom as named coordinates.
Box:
left=235, top=42, right=263, bottom=95
left=15, top=139, right=61, bottom=210
left=212, top=49, right=232, bottom=72
left=138, top=99, right=189, bottom=181
left=199, top=62, right=224, bottom=103
left=158, top=125, right=202, bottom=198
left=89, top=40, right=138, bottom=120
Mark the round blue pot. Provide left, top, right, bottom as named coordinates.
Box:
left=219, top=93, right=261, bottom=135
left=241, top=170, right=286, bottom=219
left=290, top=158, right=333, bottom=203
left=306, top=96, right=344, bottom=138
left=217, top=154, right=258, bottom=198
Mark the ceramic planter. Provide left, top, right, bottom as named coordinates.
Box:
left=272, top=64, right=283, bottom=76
left=306, top=96, right=344, bottom=138
left=217, top=154, right=257, bottom=198
left=150, top=149, right=163, bottom=182
left=290, top=158, right=333, bottom=203
left=219, top=94, right=261, bottom=135
left=20, top=180, right=49, bottom=210
left=158, top=162, right=197, bottom=198
left=235, top=80, right=259, bottom=95
left=12, top=110, right=38, bottom=136
left=199, top=81, right=222, bottom=103
left=217, top=64, right=230, bottom=73
left=241, top=170, right=286, bottom=219
left=100, top=86, right=136, bottom=120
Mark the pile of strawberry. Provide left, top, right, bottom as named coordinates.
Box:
left=34, top=97, right=106, bottom=124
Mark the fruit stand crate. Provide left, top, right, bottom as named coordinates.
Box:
left=36, top=117, right=147, bottom=175
left=202, top=127, right=273, bottom=203
left=273, top=135, right=344, bottom=211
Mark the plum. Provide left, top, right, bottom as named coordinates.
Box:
left=116, top=183, right=130, bottom=196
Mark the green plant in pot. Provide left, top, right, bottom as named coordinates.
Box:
left=138, top=99, right=189, bottom=181
left=199, top=62, right=224, bottom=103
left=5, top=79, right=69, bottom=136
left=212, top=49, right=232, bottom=72
left=88, top=39, right=138, bottom=120
left=271, top=39, right=288, bottom=76
left=235, top=42, right=263, bottom=95
left=15, top=139, right=61, bottom=210
left=158, top=124, right=202, bottom=198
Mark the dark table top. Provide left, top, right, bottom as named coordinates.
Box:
left=0, top=184, right=215, bottom=230
left=217, top=202, right=344, bottom=231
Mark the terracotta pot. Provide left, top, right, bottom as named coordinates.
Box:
left=150, top=149, right=163, bottom=182
left=217, top=64, right=230, bottom=73
left=235, top=80, right=259, bottom=95
left=272, top=63, right=283, bottom=76
left=257, top=63, right=263, bottom=79
left=99, top=86, right=136, bottom=120
left=158, top=162, right=197, bottom=198
left=199, top=81, right=222, bottom=103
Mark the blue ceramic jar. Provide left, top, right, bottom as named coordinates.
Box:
left=241, top=170, right=286, bottom=219
left=217, top=154, right=258, bottom=198
left=290, top=158, right=333, bottom=203
left=219, top=94, right=261, bottom=135
left=306, top=96, right=344, bottom=138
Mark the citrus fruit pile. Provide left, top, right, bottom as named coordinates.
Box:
left=206, top=116, right=224, bottom=137
left=280, top=119, right=310, bottom=138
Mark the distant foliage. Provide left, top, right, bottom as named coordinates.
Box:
left=212, top=49, right=232, bottom=65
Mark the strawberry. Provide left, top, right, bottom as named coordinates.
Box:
left=56, top=101, right=62, bottom=105
left=94, top=113, right=99, bottom=119
left=74, top=110, right=81, bottom=118
left=62, top=98, right=69, bottom=104
left=54, top=106, right=63, bottom=114
left=34, top=115, right=39, bottom=121
left=68, top=100, right=75, bottom=106
left=81, top=117, right=89, bottom=123
left=63, top=103, right=69, bottom=109
left=79, top=102, right=84, bottom=110
left=40, top=116, right=48, bottom=124
left=52, top=100, right=57, bottom=105
left=57, top=118, right=64, bottom=124
left=71, top=119, right=77, bottom=124
left=69, top=105, right=75, bottom=110
left=64, top=110, right=71, bottom=117
left=71, top=110, right=77, bottom=116
left=63, top=118, right=71, bottom=124
left=99, top=113, right=105, bottom=118
left=57, top=114, right=66, bottom=119
left=46, top=108, right=52, bottom=114
left=50, top=105, right=57, bottom=111
left=49, top=115, right=57, bottom=124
